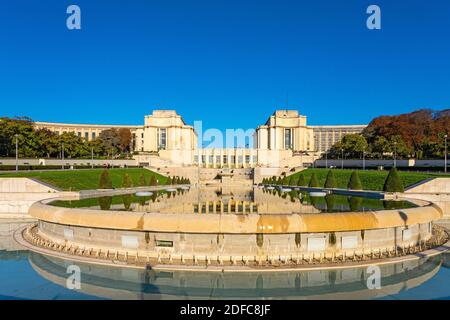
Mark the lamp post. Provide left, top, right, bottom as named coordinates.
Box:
left=91, top=147, right=94, bottom=169
left=325, top=151, right=328, bottom=169
left=61, top=143, right=64, bottom=170
left=363, top=149, right=366, bottom=170
left=341, top=148, right=344, bottom=170
left=393, top=142, right=397, bottom=168
left=15, top=134, right=19, bottom=172
left=445, top=134, right=448, bottom=173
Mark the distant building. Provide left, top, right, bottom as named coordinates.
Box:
left=35, top=110, right=367, bottom=168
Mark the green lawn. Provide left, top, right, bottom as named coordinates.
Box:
left=286, top=168, right=448, bottom=191
left=0, top=168, right=168, bottom=191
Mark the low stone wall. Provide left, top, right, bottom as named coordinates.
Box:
left=401, top=178, right=450, bottom=219
left=0, top=178, right=66, bottom=217
left=37, top=219, right=433, bottom=262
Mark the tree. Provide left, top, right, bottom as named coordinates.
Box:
left=347, top=171, right=362, bottom=190
left=324, top=170, right=337, bottom=189
left=289, top=175, right=298, bottom=186
left=327, top=134, right=368, bottom=159
left=297, top=174, right=306, bottom=187
left=99, top=128, right=121, bottom=157
left=98, top=169, right=113, bottom=189
left=149, top=175, right=157, bottom=186
left=58, top=132, right=90, bottom=158
left=308, top=173, right=319, bottom=188
left=121, top=173, right=133, bottom=210
left=282, top=175, right=290, bottom=185
left=118, top=128, right=132, bottom=153
left=139, top=173, right=147, bottom=186
left=383, top=167, right=404, bottom=192
left=122, top=173, right=133, bottom=188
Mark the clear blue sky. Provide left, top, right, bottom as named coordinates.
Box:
left=1, top=0, right=449, bottom=132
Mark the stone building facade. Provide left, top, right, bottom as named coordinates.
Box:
left=35, top=109, right=366, bottom=168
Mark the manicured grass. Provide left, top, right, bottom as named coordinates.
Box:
left=0, top=168, right=168, bottom=191
left=287, top=168, right=448, bottom=191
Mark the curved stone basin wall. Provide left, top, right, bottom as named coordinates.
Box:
left=26, top=197, right=443, bottom=264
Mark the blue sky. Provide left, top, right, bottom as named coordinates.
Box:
left=1, top=0, right=449, bottom=131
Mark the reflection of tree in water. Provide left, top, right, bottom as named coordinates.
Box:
left=348, top=196, right=363, bottom=211
left=383, top=200, right=411, bottom=210
left=98, top=196, right=112, bottom=210
left=325, top=195, right=336, bottom=212
left=310, top=196, right=319, bottom=208
left=122, top=194, right=132, bottom=210
left=289, top=190, right=298, bottom=203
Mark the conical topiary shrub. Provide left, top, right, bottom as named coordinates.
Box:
left=289, top=175, right=298, bottom=186
left=121, top=174, right=133, bottom=210
left=297, top=174, right=306, bottom=187
left=347, top=171, right=362, bottom=190
left=324, top=170, right=337, bottom=189
left=383, top=167, right=404, bottom=192
left=282, top=175, right=289, bottom=185
left=122, top=173, right=133, bottom=188
left=308, top=173, right=319, bottom=188
left=139, top=173, right=147, bottom=187
left=276, top=177, right=282, bottom=185
left=98, top=169, right=113, bottom=189
left=149, top=175, right=157, bottom=186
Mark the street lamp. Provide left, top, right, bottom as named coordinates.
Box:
left=325, top=151, right=328, bottom=169
left=445, top=134, right=448, bottom=173
left=393, top=142, right=397, bottom=168
left=341, top=148, right=344, bottom=169
left=61, top=143, right=65, bottom=170
left=15, top=134, right=19, bottom=172
left=362, top=149, right=366, bottom=170
left=91, top=147, right=94, bottom=169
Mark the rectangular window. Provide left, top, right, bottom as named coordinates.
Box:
left=77, top=132, right=81, bottom=137
left=157, top=128, right=167, bottom=150
left=284, top=128, right=292, bottom=150
left=209, top=155, right=214, bottom=163
left=155, top=240, right=173, bottom=248
left=216, top=155, right=220, bottom=163
left=92, top=132, right=96, bottom=140
left=223, top=155, right=228, bottom=164
left=245, top=155, right=250, bottom=163
left=84, top=132, right=89, bottom=141
left=194, top=155, right=199, bottom=163
left=238, top=156, right=243, bottom=164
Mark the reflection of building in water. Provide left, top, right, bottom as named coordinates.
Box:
left=129, top=187, right=320, bottom=215
left=29, top=252, right=442, bottom=300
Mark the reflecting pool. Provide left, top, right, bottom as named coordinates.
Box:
left=1, top=220, right=449, bottom=300
left=48, top=187, right=417, bottom=214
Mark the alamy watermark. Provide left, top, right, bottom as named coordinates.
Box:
left=66, top=264, right=81, bottom=290
left=65, top=4, right=381, bottom=31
